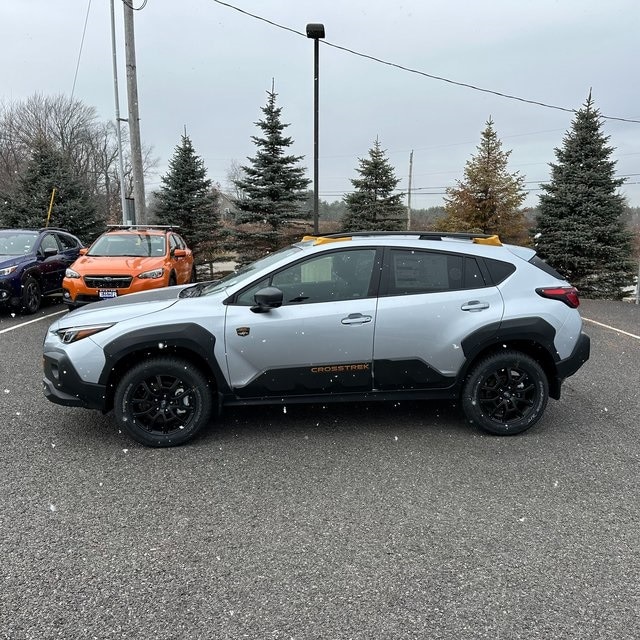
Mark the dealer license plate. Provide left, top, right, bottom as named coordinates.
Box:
left=99, top=289, right=118, bottom=299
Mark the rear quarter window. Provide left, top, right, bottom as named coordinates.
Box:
left=528, top=255, right=566, bottom=280
left=484, top=258, right=516, bottom=285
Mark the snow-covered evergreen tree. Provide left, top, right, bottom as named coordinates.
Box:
left=232, top=88, right=310, bottom=264
left=341, top=138, right=406, bottom=231
left=535, top=94, right=634, bottom=299
left=152, top=133, right=220, bottom=258
left=0, top=140, right=103, bottom=243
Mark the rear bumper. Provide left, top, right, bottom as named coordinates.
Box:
left=549, top=331, right=590, bottom=399
left=557, top=331, right=590, bottom=379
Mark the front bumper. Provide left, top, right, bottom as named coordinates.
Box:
left=0, top=279, right=21, bottom=306
left=43, top=349, right=108, bottom=411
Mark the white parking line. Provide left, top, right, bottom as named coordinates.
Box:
left=0, top=310, right=66, bottom=335
left=583, top=317, right=640, bottom=340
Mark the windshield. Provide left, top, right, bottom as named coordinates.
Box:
left=88, top=233, right=166, bottom=257
left=184, top=245, right=303, bottom=297
left=0, top=231, right=38, bottom=256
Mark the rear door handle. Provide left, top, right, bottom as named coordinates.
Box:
left=341, top=313, right=372, bottom=325
left=461, top=300, right=490, bottom=312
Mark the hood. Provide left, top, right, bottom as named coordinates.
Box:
left=0, top=254, right=28, bottom=269
left=52, top=285, right=189, bottom=330
left=72, top=255, right=163, bottom=273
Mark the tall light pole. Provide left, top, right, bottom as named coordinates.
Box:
left=306, top=23, right=325, bottom=235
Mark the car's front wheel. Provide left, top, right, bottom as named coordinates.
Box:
left=462, top=351, right=548, bottom=436
left=21, top=275, right=42, bottom=314
left=114, top=356, right=213, bottom=447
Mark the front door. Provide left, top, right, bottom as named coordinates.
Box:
left=224, top=248, right=379, bottom=398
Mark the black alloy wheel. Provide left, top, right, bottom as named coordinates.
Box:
left=21, top=276, right=42, bottom=314
left=462, top=351, right=549, bottom=435
left=114, top=356, right=212, bottom=447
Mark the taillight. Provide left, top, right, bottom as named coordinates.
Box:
left=536, top=286, right=580, bottom=308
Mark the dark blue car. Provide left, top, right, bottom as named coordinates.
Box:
left=0, top=228, right=83, bottom=314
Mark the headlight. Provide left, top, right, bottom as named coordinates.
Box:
left=65, top=268, right=81, bottom=278
left=55, top=324, right=114, bottom=344
left=138, top=268, right=164, bottom=279
left=0, top=265, right=18, bottom=276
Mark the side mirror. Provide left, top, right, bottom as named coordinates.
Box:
left=43, top=247, right=58, bottom=258
left=79, top=248, right=88, bottom=255
left=251, top=287, right=283, bottom=313
left=173, top=248, right=187, bottom=257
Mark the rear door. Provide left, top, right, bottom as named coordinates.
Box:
left=373, top=248, right=504, bottom=390
left=224, top=248, right=380, bottom=398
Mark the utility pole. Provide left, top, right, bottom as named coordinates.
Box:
left=123, top=0, right=146, bottom=224
left=407, top=150, right=414, bottom=231
left=109, top=0, right=128, bottom=224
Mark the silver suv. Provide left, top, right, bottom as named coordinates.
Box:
left=43, top=232, right=590, bottom=447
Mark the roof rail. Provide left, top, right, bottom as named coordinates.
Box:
left=106, top=224, right=180, bottom=231
left=321, top=231, right=496, bottom=241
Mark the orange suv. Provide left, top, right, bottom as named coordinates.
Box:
left=62, top=226, right=195, bottom=309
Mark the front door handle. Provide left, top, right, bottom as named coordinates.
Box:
left=461, top=300, right=490, bottom=312
left=341, top=313, right=372, bottom=325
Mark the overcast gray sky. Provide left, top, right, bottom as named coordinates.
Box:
left=3, top=0, right=640, bottom=209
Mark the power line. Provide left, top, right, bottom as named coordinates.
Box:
left=71, top=0, right=92, bottom=100
left=210, top=0, right=640, bottom=125
left=122, top=0, right=148, bottom=9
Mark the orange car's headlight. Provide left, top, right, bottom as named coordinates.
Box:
left=138, top=268, right=164, bottom=279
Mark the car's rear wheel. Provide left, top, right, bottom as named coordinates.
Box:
left=21, top=276, right=42, bottom=314
left=114, top=356, right=213, bottom=447
left=462, top=351, right=548, bottom=435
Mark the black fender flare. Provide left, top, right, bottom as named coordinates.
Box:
left=459, top=316, right=559, bottom=380
left=100, top=322, right=230, bottom=394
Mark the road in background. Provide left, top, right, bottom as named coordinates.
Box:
left=1, top=299, right=638, bottom=639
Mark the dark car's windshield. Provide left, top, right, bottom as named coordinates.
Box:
left=88, top=233, right=166, bottom=257
left=0, top=231, right=38, bottom=256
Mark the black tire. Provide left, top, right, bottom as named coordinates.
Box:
left=114, top=356, right=213, bottom=447
left=168, top=273, right=177, bottom=287
left=21, top=276, right=42, bottom=314
left=462, top=351, right=548, bottom=436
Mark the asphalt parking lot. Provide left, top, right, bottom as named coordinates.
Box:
left=1, top=298, right=639, bottom=639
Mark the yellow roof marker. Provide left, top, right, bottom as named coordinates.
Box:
left=301, top=235, right=352, bottom=245
left=473, top=235, right=502, bottom=246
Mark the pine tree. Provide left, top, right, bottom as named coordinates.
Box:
left=535, top=94, right=634, bottom=299
left=435, top=118, right=528, bottom=243
left=232, top=88, right=310, bottom=265
left=0, top=140, right=102, bottom=242
left=152, top=133, right=220, bottom=259
left=341, top=138, right=406, bottom=231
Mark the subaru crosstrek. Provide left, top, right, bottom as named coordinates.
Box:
left=43, top=232, right=590, bottom=447
left=0, top=227, right=83, bottom=313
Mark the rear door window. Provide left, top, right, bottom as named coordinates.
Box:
left=383, top=249, right=486, bottom=295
